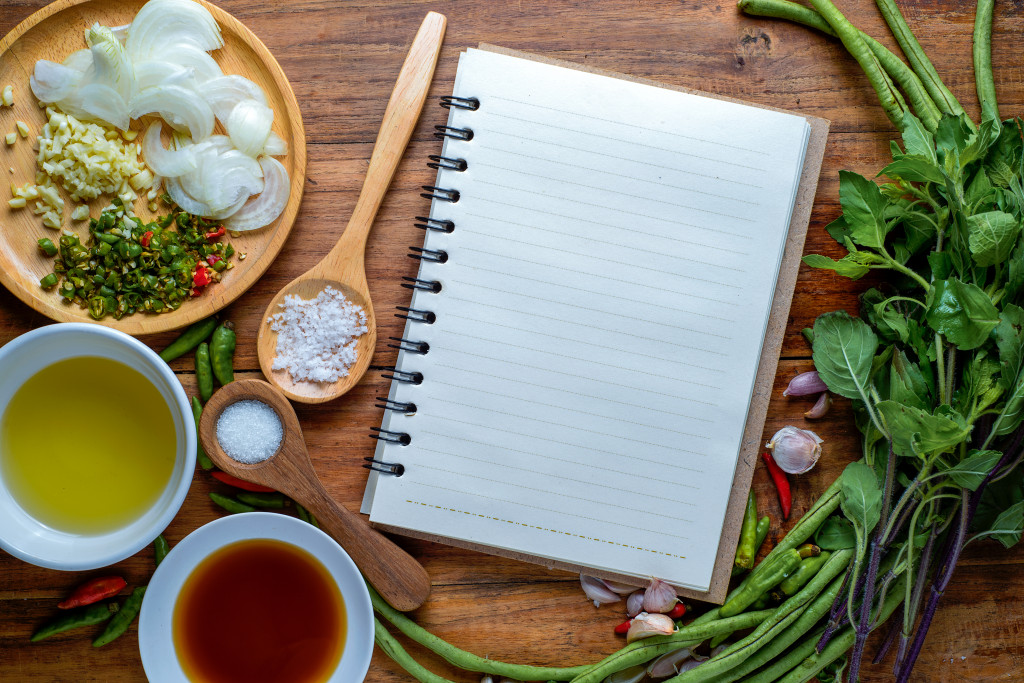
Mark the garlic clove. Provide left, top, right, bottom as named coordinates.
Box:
left=602, top=579, right=641, bottom=595
left=804, top=392, right=832, bottom=419
left=642, top=578, right=678, bottom=614
left=783, top=370, right=829, bottom=397
left=646, top=647, right=693, bottom=678
left=580, top=573, right=620, bottom=607
left=626, top=590, right=645, bottom=618
left=605, top=664, right=647, bottom=683
left=766, top=426, right=823, bottom=474
left=626, top=612, right=675, bottom=643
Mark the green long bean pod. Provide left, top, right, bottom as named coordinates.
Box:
left=666, top=550, right=853, bottom=683
left=568, top=610, right=773, bottom=683
left=873, top=0, right=964, bottom=118
left=374, top=618, right=457, bottom=683
left=737, top=0, right=940, bottom=130
left=738, top=629, right=823, bottom=683
left=973, top=0, right=997, bottom=120
left=369, top=585, right=590, bottom=681
left=807, top=0, right=907, bottom=128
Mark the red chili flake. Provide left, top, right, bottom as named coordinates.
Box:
left=204, top=226, right=226, bottom=241
left=140, top=231, right=153, bottom=248
left=192, top=267, right=212, bottom=288
left=613, top=619, right=632, bottom=635
left=206, top=255, right=221, bottom=266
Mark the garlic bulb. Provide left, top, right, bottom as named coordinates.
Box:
left=626, top=612, right=676, bottom=643
left=642, top=578, right=678, bottom=614
left=766, top=426, right=823, bottom=474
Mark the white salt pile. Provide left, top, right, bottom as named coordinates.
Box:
left=267, top=286, right=368, bottom=383
left=216, top=400, right=283, bottom=464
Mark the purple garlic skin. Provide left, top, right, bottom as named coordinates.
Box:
left=642, top=578, right=678, bottom=614
left=783, top=370, right=828, bottom=397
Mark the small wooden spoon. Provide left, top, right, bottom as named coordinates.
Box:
left=257, top=12, right=447, bottom=404
left=199, top=379, right=432, bottom=612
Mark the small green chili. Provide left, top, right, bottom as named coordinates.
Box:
left=209, top=492, right=255, bottom=514
left=160, top=317, right=217, bottom=362
left=236, top=492, right=288, bottom=508
left=195, top=343, right=214, bottom=403
left=154, top=534, right=169, bottom=567
left=31, top=602, right=118, bottom=642
left=93, top=586, right=146, bottom=647
left=191, top=397, right=214, bottom=470
left=210, top=321, right=236, bottom=385
left=295, top=502, right=321, bottom=528
left=735, top=490, right=758, bottom=570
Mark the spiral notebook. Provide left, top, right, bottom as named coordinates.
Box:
left=361, top=45, right=828, bottom=603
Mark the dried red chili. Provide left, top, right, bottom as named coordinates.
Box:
left=613, top=619, right=631, bottom=635
left=762, top=451, right=792, bottom=520
left=210, top=470, right=277, bottom=493
left=57, top=575, right=126, bottom=610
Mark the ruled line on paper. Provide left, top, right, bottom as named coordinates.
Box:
left=473, top=157, right=759, bottom=207
left=432, top=362, right=718, bottom=420
left=460, top=227, right=745, bottom=278
left=441, top=312, right=727, bottom=376
left=464, top=212, right=748, bottom=276
left=430, top=377, right=713, bottom=432
left=420, top=411, right=710, bottom=459
left=419, top=431, right=704, bottom=477
left=439, top=329, right=724, bottom=389
left=468, top=196, right=752, bottom=253
left=480, top=128, right=765, bottom=190
left=429, top=347, right=720, bottom=407
left=475, top=177, right=757, bottom=225
left=444, top=290, right=732, bottom=343
left=412, top=466, right=698, bottom=522
left=406, top=496, right=690, bottom=550
left=485, top=111, right=767, bottom=174
left=419, top=446, right=700, bottom=497
left=488, top=94, right=772, bottom=157
left=456, top=246, right=740, bottom=307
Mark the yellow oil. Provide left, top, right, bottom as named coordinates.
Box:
left=0, top=356, right=177, bottom=535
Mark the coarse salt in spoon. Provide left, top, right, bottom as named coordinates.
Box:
left=257, top=12, right=447, bottom=403
left=199, top=379, right=432, bottom=612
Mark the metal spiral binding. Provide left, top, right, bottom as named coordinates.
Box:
left=370, top=95, right=477, bottom=476
left=440, top=95, right=480, bottom=110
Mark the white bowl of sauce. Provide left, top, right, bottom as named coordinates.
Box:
left=139, top=512, right=373, bottom=683
left=0, top=323, right=195, bottom=570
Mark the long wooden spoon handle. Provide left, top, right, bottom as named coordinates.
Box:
left=331, top=11, right=446, bottom=259
left=302, top=482, right=431, bottom=612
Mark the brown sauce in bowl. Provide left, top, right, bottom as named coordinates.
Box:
left=173, top=538, right=346, bottom=683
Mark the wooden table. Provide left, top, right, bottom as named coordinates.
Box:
left=0, top=0, right=1020, bottom=680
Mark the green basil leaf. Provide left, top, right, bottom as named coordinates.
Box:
left=967, top=211, right=1020, bottom=267
left=900, top=111, right=936, bottom=163
left=985, top=500, right=1024, bottom=549
left=881, top=156, right=945, bottom=185
left=983, top=119, right=1022, bottom=188
left=889, top=350, right=929, bottom=410
left=875, top=401, right=970, bottom=457
left=965, top=168, right=994, bottom=208
left=802, top=254, right=870, bottom=280
left=995, top=304, right=1024, bottom=391
left=927, top=251, right=953, bottom=281
left=838, top=171, right=890, bottom=250
left=815, top=516, right=857, bottom=550
left=925, top=278, right=1000, bottom=350
left=811, top=311, right=878, bottom=401
left=1006, top=241, right=1024, bottom=303
left=840, top=461, right=882, bottom=535
left=944, top=450, right=1002, bottom=491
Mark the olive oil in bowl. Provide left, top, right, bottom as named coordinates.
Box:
left=0, top=356, right=176, bottom=535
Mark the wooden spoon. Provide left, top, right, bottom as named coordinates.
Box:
left=198, top=379, right=432, bottom=612
left=257, top=12, right=447, bottom=404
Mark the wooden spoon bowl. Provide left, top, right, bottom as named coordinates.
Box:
left=256, top=11, right=445, bottom=404
left=198, top=378, right=431, bottom=612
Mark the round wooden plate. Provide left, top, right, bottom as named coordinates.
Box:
left=0, top=0, right=306, bottom=335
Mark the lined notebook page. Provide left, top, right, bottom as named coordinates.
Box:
left=363, top=48, right=811, bottom=591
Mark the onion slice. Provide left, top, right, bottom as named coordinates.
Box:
left=142, top=122, right=197, bottom=178
left=134, top=61, right=194, bottom=92
left=126, top=0, right=223, bottom=62
left=164, top=174, right=212, bottom=216
left=62, top=49, right=93, bottom=72
left=227, top=99, right=273, bottom=158
left=198, top=149, right=263, bottom=213
left=30, top=60, right=82, bottom=103
left=60, top=84, right=130, bottom=131
left=223, top=156, right=289, bottom=231
left=130, top=84, right=214, bottom=141
left=204, top=75, right=268, bottom=124
left=262, top=131, right=288, bottom=157
left=157, top=43, right=222, bottom=84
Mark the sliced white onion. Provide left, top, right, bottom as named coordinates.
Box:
left=208, top=190, right=250, bottom=220
left=130, top=84, right=213, bottom=140
left=158, top=43, right=222, bottom=84
left=142, top=121, right=197, bottom=178
left=60, top=84, right=130, bottom=131
left=83, top=24, right=134, bottom=102
left=62, top=49, right=93, bottom=72
left=262, top=131, right=287, bottom=157
left=126, top=0, right=223, bottom=62
left=108, top=23, right=130, bottom=44
left=134, top=61, right=194, bottom=92
left=199, top=149, right=263, bottom=213
left=30, top=60, right=82, bottom=103
left=227, top=99, right=273, bottom=158
left=164, top=174, right=211, bottom=215
left=203, top=74, right=267, bottom=123
left=224, top=156, right=289, bottom=231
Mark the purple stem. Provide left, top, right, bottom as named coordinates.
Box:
left=873, top=609, right=904, bottom=664
left=893, top=526, right=938, bottom=673
left=816, top=563, right=855, bottom=652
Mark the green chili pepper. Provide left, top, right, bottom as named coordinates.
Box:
left=755, top=515, right=771, bottom=553
left=295, top=502, right=321, bottom=528
left=210, top=321, right=236, bottom=385
left=37, top=238, right=57, bottom=257
left=779, top=551, right=832, bottom=596
left=195, top=343, right=214, bottom=403
left=31, top=602, right=118, bottom=642
left=236, top=491, right=287, bottom=508
left=735, top=490, right=758, bottom=570
left=160, top=317, right=218, bottom=362
left=39, top=273, right=58, bottom=289
left=92, top=586, right=146, bottom=647
left=720, top=548, right=802, bottom=617
left=154, top=534, right=169, bottom=567
left=191, top=397, right=214, bottom=470
left=209, top=492, right=255, bottom=514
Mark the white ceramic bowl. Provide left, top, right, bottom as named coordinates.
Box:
left=139, top=513, right=373, bottom=683
left=0, top=323, right=195, bottom=570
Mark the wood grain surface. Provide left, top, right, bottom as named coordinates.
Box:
left=0, top=0, right=1021, bottom=681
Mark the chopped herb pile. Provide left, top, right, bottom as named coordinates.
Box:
left=40, top=200, right=235, bottom=320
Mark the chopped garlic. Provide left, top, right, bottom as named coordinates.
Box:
left=15, top=121, right=29, bottom=138
left=8, top=197, right=26, bottom=208
left=121, top=129, right=139, bottom=142
left=71, top=205, right=89, bottom=221
left=1, top=85, right=12, bottom=107
left=4, top=133, right=15, bottom=145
